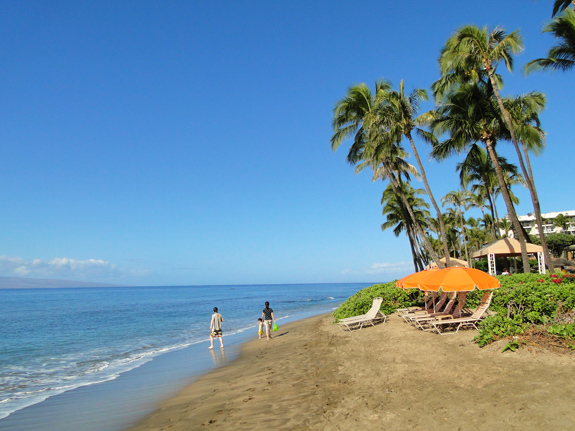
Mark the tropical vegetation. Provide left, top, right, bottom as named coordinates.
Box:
left=331, top=3, right=574, bottom=272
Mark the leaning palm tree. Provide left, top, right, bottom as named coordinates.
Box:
left=524, top=9, right=575, bottom=74
left=377, top=80, right=451, bottom=266
left=381, top=182, right=430, bottom=271
left=367, top=133, right=444, bottom=266
left=430, top=82, right=531, bottom=272
left=331, top=82, right=444, bottom=267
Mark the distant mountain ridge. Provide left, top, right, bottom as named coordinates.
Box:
left=0, top=277, right=127, bottom=289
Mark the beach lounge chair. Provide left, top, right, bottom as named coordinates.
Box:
left=397, top=294, right=436, bottom=318
left=401, top=292, right=449, bottom=323
left=428, top=291, right=494, bottom=335
left=337, top=297, right=387, bottom=331
left=406, top=293, right=457, bottom=329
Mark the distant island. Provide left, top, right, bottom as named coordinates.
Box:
left=0, top=277, right=127, bottom=289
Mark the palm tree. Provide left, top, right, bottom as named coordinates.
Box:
left=430, top=82, right=531, bottom=272
left=553, top=0, right=575, bottom=16
left=368, top=134, right=444, bottom=266
left=331, top=82, right=444, bottom=267
left=377, top=81, right=452, bottom=266
left=442, top=190, right=471, bottom=264
left=437, top=25, right=532, bottom=271
left=554, top=213, right=571, bottom=231
left=505, top=92, right=554, bottom=269
left=381, top=183, right=430, bottom=271
left=499, top=218, right=512, bottom=237
left=457, top=143, right=521, bottom=240
left=524, top=9, right=575, bottom=74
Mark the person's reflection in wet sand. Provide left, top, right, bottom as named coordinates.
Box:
left=210, top=348, right=227, bottom=367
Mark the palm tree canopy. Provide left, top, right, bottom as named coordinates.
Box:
left=381, top=183, right=430, bottom=237
left=430, top=83, right=506, bottom=160
left=553, top=0, right=574, bottom=16
left=524, top=9, right=575, bottom=74
left=457, top=144, right=520, bottom=192
left=331, top=81, right=392, bottom=161
left=504, top=92, right=546, bottom=155
left=439, top=25, right=523, bottom=78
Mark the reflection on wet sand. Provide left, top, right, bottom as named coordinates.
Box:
left=209, top=348, right=226, bottom=367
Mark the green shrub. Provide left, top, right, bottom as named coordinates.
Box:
left=332, top=281, right=423, bottom=320
left=474, top=314, right=526, bottom=347
left=476, top=273, right=575, bottom=347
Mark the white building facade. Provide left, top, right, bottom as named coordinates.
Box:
left=518, top=210, right=575, bottom=237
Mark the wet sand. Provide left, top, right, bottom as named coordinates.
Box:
left=127, top=313, right=575, bottom=431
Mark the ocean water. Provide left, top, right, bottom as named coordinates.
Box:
left=0, top=283, right=370, bottom=428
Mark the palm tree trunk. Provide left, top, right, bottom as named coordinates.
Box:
left=521, top=142, right=553, bottom=271
left=406, top=223, right=421, bottom=271
left=387, top=169, right=445, bottom=268
left=485, top=191, right=499, bottom=239
left=484, top=139, right=531, bottom=272
left=406, top=132, right=452, bottom=267
left=486, top=69, right=531, bottom=271
left=461, top=212, right=470, bottom=264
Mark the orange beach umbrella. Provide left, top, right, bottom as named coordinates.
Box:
left=417, top=267, right=500, bottom=292
left=395, top=269, right=438, bottom=289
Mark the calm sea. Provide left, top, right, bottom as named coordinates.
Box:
left=0, top=283, right=370, bottom=429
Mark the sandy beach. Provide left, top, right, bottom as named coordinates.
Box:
left=127, top=313, right=575, bottom=431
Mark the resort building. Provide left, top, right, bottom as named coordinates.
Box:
left=518, top=210, right=575, bottom=237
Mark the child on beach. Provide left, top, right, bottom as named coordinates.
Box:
left=209, top=307, right=224, bottom=349
left=257, top=318, right=264, bottom=338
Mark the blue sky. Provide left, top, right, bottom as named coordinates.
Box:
left=0, top=1, right=572, bottom=286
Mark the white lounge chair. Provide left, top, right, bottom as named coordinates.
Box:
left=337, top=297, right=387, bottom=331
left=406, top=293, right=457, bottom=330
left=428, top=291, right=494, bottom=335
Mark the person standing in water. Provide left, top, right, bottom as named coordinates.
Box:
left=261, top=301, right=276, bottom=340
left=209, top=307, right=224, bottom=349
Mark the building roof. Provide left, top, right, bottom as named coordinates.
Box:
left=518, top=210, right=575, bottom=222
left=470, top=237, right=543, bottom=259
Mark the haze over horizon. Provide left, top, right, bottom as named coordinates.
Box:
left=1, top=1, right=573, bottom=286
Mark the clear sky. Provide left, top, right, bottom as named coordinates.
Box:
left=0, top=1, right=572, bottom=286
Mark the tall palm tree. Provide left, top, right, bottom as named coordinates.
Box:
left=437, top=25, right=532, bottom=271
left=505, top=92, right=554, bottom=269
left=331, top=82, right=444, bottom=267
left=430, top=82, right=531, bottom=272
left=378, top=81, right=452, bottom=267
left=524, top=9, right=575, bottom=74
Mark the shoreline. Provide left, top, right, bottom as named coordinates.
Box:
left=126, top=313, right=575, bottom=431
